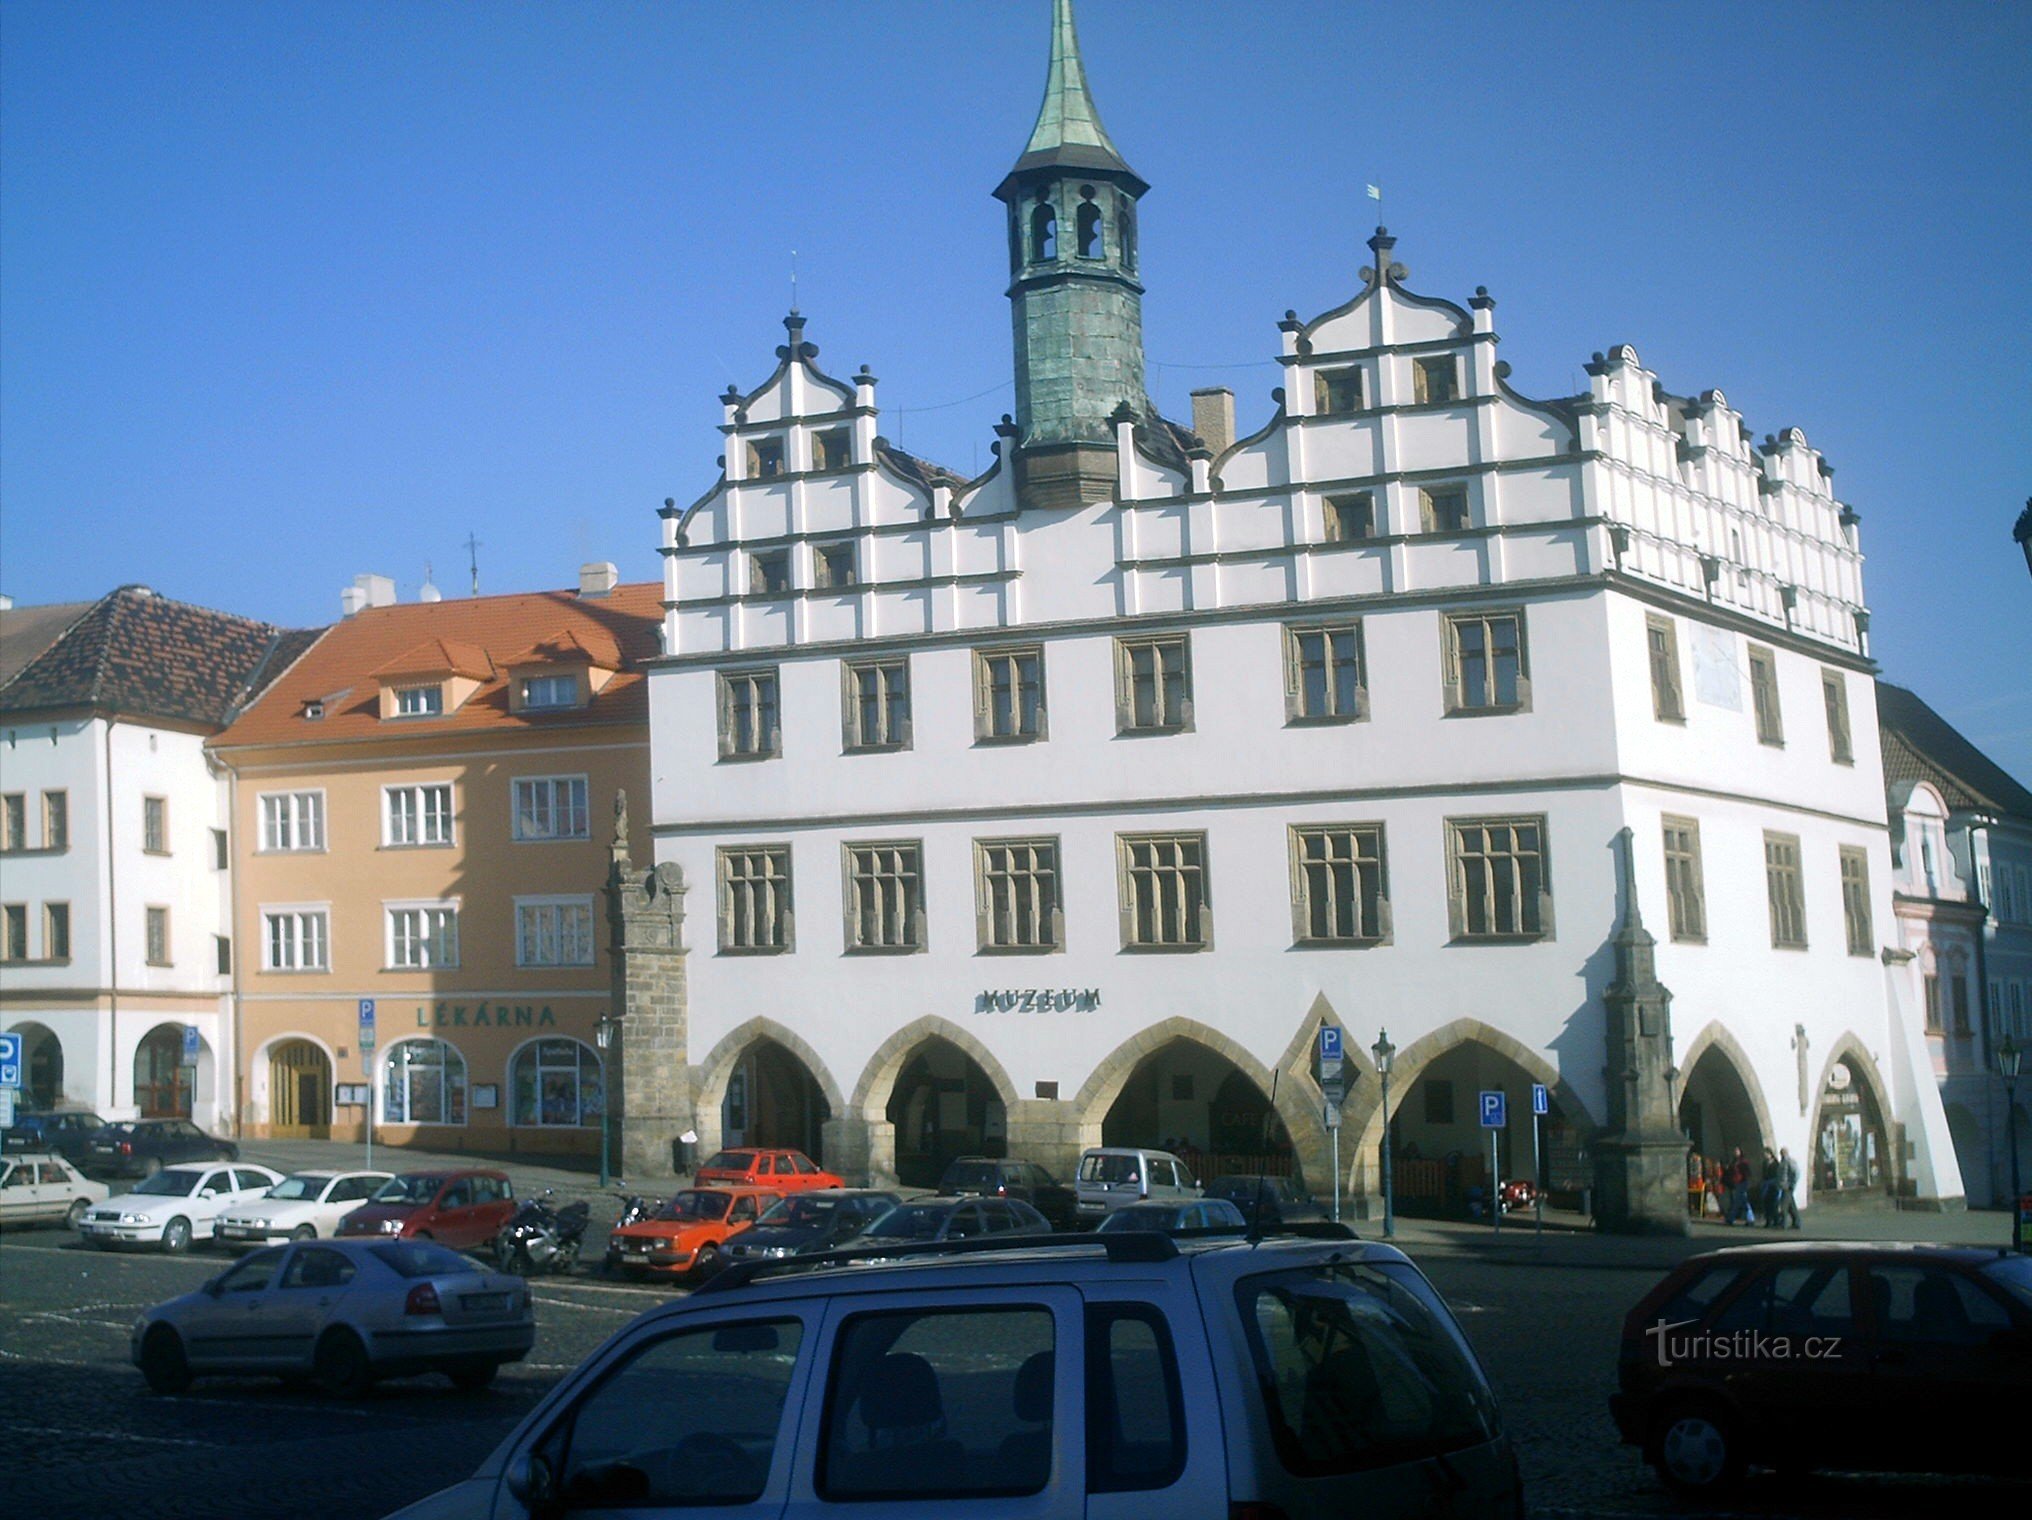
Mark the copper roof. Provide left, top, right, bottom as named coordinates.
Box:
left=212, top=582, right=663, bottom=748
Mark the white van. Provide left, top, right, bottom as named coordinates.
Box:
left=1074, top=1146, right=1200, bottom=1226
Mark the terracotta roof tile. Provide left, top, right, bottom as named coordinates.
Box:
left=505, top=626, right=623, bottom=669
left=371, top=637, right=495, bottom=681
left=1876, top=681, right=2032, bottom=821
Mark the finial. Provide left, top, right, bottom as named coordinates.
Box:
left=1361, top=226, right=1405, bottom=288
left=1615, top=826, right=1644, bottom=932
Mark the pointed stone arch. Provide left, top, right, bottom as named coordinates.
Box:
left=1675, top=1020, right=1775, bottom=1159
left=697, top=1016, right=847, bottom=1120
left=848, top=1015, right=1020, bottom=1121
left=1808, top=1030, right=1899, bottom=1193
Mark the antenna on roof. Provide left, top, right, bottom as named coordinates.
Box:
left=464, top=533, right=482, bottom=597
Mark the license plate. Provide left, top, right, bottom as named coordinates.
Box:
left=461, top=1292, right=508, bottom=1311
left=622, top=1240, right=648, bottom=1254
left=219, top=1225, right=252, bottom=1238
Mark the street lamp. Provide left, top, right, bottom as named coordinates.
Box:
left=1372, top=1029, right=1396, bottom=1239
left=2000, top=1036, right=2023, bottom=1233
left=595, top=1015, right=617, bottom=1191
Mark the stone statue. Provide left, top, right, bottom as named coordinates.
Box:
left=612, top=789, right=629, bottom=851
left=1793, top=1023, right=1810, bottom=1115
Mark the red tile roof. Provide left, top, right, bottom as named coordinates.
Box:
left=212, top=582, right=663, bottom=748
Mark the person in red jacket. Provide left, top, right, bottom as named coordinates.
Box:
left=1724, top=1148, right=1757, bottom=1226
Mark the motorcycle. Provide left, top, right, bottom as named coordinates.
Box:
left=1498, top=1178, right=1538, bottom=1213
left=602, top=1194, right=663, bottom=1273
left=496, top=1191, right=591, bottom=1276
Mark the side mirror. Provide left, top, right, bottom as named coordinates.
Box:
left=203, top=1277, right=225, bottom=1297
left=199, top=1189, right=217, bottom=1200
left=504, top=1452, right=554, bottom=1508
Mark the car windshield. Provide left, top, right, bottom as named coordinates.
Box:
left=859, top=1203, right=949, bottom=1242
left=133, top=1169, right=205, bottom=1197
left=660, top=1190, right=732, bottom=1222
left=1100, top=1206, right=1179, bottom=1232
left=369, top=1241, right=477, bottom=1279
left=700, top=1151, right=755, bottom=1172
left=1080, top=1154, right=1141, bottom=1185
left=266, top=1174, right=330, bottom=1202
left=760, top=1195, right=839, bottom=1227
left=370, top=1175, right=445, bottom=1206
left=1981, top=1256, right=2032, bottom=1310
left=942, top=1162, right=999, bottom=1190
left=1209, top=1176, right=1267, bottom=1199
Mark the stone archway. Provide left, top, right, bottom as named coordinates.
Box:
left=843, top=1017, right=1021, bottom=1187
left=1809, top=1034, right=1896, bottom=1196
left=9, top=1021, right=64, bottom=1109
left=695, top=1017, right=844, bottom=1167
left=1676, top=1021, right=1773, bottom=1165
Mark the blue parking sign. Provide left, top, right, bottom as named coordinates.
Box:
left=0, top=1030, right=21, bottom=1089
left=1479, top=1090, right=1507, bottom=1129
left=1319, top=1026, right=1342, bottom=1064
left=1532, top=1083, right=1549, bottom=1116
left=182, top=1024, right=200, bottom=1062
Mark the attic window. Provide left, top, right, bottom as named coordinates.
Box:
left=750, top=551, right=792, bottom=598
left=747, top=438, right=785, bottom=479
left=1315, top=368, right=1363, bottom=415
left=813, top=428, right=852, bottom=472
left=303, top=701, right=325, bottom=721
left=1323, top=492, right=1375, bottom=543
left=814, top=543, right=856, bottom=590
left=1413, top=356, right=1460, bottom=405
left=393, top=685, right=444, bottom=717
left=520, top=675, right=578, bottom=710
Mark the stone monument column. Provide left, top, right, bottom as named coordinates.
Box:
left=603, top=791, right=696, bottom=1180
left=1594, top=827, right=1693, bottom=1235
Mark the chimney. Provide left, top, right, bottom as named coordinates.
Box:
left=341, top=573, right=397, bottom=617
left=1190, top=387, right=1235, bottom=457
left=578, top=561, right=619, bottom=599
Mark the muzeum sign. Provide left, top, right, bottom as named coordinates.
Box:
left=975, top=989, right=1102, bottom=1013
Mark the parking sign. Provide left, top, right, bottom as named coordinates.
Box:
left=1532, top=1083, right=1549, bottom=1116
left=1319, top=1026, right=1343, bottom=1065
left=358, top=998, right=377, bottom=1050
left=0, top=1031, right=21, bottom=1090
left=181, top=1024, right=201, bottom=1063
left=1478, top=1090, right=1507, bottom=1129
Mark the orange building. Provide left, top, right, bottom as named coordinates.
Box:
left=210, top=569, right=657, bottom=1157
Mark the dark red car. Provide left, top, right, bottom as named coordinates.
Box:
left=334, top=1169, right=516, bottom=1251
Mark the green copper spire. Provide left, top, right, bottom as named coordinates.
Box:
left=999, top=0, right=1145, bottom=196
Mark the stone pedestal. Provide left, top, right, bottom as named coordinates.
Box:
left=604, top=795, right=696, bottom=1182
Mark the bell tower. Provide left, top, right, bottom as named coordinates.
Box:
left=994, top=0, right=1150, bottom=511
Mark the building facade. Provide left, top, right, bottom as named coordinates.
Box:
left=209, top=568, right=657, bottom=1156
left=627, top=0, right=1962, bottom=1215
left=0, top=587, right=312, bottom=1129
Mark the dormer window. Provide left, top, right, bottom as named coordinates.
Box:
left=303, top=701, right=325, bottom=721
left=1413, top=355, right=1460, bottom=405
left=519, top=674, right=577, bottom=710
left=813, top=428, right=852, bottom=472
left=393, top=685, right=443, bottom=717
left=747, top=437, right=785, bottom=479
left=751, top=550, right=792, bottom=597
left=1315, top=369, right=1363, bottom=416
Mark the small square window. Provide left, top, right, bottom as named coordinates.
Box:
left=1420, top=486, right=1469, bottom=534
left=814, top=543, right=856, bottom=590
left=747, top=437, right=785, bottom=478
left=750, top=551, right=791, bottom=597
left=813, top=428, right=852, bottom=472
left=1414, top=355, right=1460, bottom=404
left=1323, top=492, right=1374, bottom=543
left=1314, top=368, right=1363, bottom=415
left=1290, top=824, right=1389, bottom=943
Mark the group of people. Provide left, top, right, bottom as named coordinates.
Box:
left=1689, top=1145, right=1802, bottom=1228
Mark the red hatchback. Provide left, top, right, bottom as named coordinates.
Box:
left=692, top=1148, right=842, bottom=1192
left=335, top=1169, right=516, bottom=1251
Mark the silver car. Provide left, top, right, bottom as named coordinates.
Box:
left=1073, top=1145, right=1202, bottom=1224
left=131, top=1236, right=534, bottom=1397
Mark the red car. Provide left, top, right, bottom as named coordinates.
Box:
left=692, top=1148, right=842, bottom=1192
left=335, top=1169, right=516, bottom=1251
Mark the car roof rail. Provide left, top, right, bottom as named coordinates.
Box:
left=695, top=1228, right=1180, bottom=1297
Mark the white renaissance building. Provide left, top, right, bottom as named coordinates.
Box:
left=634, top=0, right=1962, bottom=1218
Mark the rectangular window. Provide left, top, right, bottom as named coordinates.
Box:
left=845, top=842, right=924, bottom=952
left=1749, top=645, right=1783, bottom=745
left=814, top=543, right=856, bottom=590
left=1291, top=824, right=1388, bottom=943
left=1413, top=354, right=1460, bottom=404
left=514, top=897, right=596, bottom=967
left=1765, top=832, right=1807, bottom=948
left=143, top=795, right=168, bottom=854
left=747, top=437, right=785, bottom=478
left=215, top=935, right=231, bottom=975
left=1646, top=615, right=1685, bottom=722
left=1314, top=367, right=1363, bottom=414
left=1115, top=634, right=1192, bottom=733
left=145, top=905, right=170, bottom=965
left=1839, top=845, right=1872, bottom=956
left=387, top=904, right=459, bottom=969
left=1, top=794, right=23, bottom=851
left=750, top=550, right=791, bottom=596
left=977, top=837, right=1062, bottom=951
left=1322, top=492, right=1375, bottom=543
left=259, top=791, right=326, bottom=852
left=1449, top=817, right=1550, bottom=940
left=1419, top=485, right=1469, bottom=534
left=1924, top=974, right=1942, bottom=1034
left=513, top=776, right=590, bottom=841
left=42, top=791, right=67, bottom=851
left=393, top=684, right=443, bottom=717
left=1443, top=610, right=1528, bottom=713
left=974, top=646, right=1047, bottom=742
left=212, top=828, right=228, bottom=870
left=843, top=658, right=911, bottom=751
left=2, top=904, right=25, bottom=960
left=717, top=668, right=781, bottom=759
left=1120, top=832, right=1211, bottom=950
left=1822, top=671, right=1853, bottom=764
left=812, top=427, right=852, bottom=472
left=718, top=846, right=794, bottom=953
left=1662, top=816, right=1707, bottom=943
left=263, top=909, right=330, bottom=972
left=1285, top=622, right=1366, bottom=723
left=44, top=903, right=70, bottom=961
left=384, top=784, right=454, bottom=846
left=519, top=673, right=578, bottom=709
left=1952, top=975, right=1972, bottom=1035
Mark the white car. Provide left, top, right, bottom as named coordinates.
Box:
left=79, top=1163, right=284, bottom=1253
left=0, top=1151, right=108, bottom=1230
left=215, top=1169, right=392, bottom=1250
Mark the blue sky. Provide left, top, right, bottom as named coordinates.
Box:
left=3, top=1, right=2027, bottom=776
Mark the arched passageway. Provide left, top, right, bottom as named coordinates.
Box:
left=1389, top=1039, right=1576, bottom=1216
left=1678, top=1044, right=1765, bottom=1163
left=1811, top=1053, right=1889, bottom=1194
left=269, top=1039, right=332, bottom=1134
left=724, top=1038, right=833, bottom=1163
left=887, top=1037, right=1006, bottom=1188
left=13, top=1023, right=63, bottom=1109
left=134, top=1025, right=194, bottom=1118
left=1098, top=1038, right=1296, bottom=1185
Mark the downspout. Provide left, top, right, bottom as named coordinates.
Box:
left=223, top=756, right=242, bottom=1137
left=1967, top=818, right=1997, bottom=1202
left=103, top=718, right=119, bottom=1111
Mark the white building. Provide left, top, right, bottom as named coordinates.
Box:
left=0, top=587, right=312, bottom=1130
left=637, top=0, right=1962, bottom=1213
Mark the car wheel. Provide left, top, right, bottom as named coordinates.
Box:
left=139, top=1326, right=192, bottom=1394
left=314, top=1329, right=374, bottom=1399
left=1652, top=1402, right=1744, bottom=1495
left=449, top=1363, right=497, bottom=1392
left=692, top=1243, right=723, bottom=1280
left=291, top=1225, right=317, bottom=1242
left=142, top=1156, right=163, bottom=1178
left=65, top=1198, right=89, bottom=1230
left=161, top=1218, right=193, bottom=1255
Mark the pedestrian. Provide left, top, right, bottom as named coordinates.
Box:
left=1703, top=1156, right=1724, bottom=1218
left=1777, top=1146, right=1802, bottom=1229
left=1725, top=1147, right=1756, bottom=1226
left=1760, top=1148, right=1783, bottom=1228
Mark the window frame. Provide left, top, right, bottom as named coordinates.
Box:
left=1419, top=484, right=1470, bottom=535
left=41, top=790, right=68, bottom=852
left=1314, top=366, right=1363, bottom=415
left=812, top=427, right=853, bottom=473
left=0, top=793, right=23, bottom=852
left=717, top=844, right=795, bottom=954
left=973, top=644, right=1048, bottom=743
left=1749, top=644, right=1784, bottom=746
left=382, top=782, right=455, bottom=848
left=717, top=667, right=782, bottom=761
left=841, top=656, right=913, bottom=752
left=513, top=894, right=597, bottom=968
left=1289, top=822, right=1391, bottom=945
left=1413, top=353, right=1462, bottom=405
left=1283, top=620, right=1367, bottom=725
left=1114, top=633, right=1194, bottom=734
left=1117, top=831, right=1213, bottom=952
left=813, top=541, right=857, bottom=591
left=1646, top=614, right=1685, bottom=723
left=749, top=548, right=792, bottom=597
left=746, top=435, right=786, bottom=480
left=392, top=684, right=444, bottom=718
left=1, top=903, right=26, bottom=961
left=517, top=673, right=579, bottom=710
left=1322, top=491, right=1375, bottom=544
left=1822, top=669, right=1854, bottom=765
left=975, top=835, right=1064, bottom=953
left=1838, top=844, right=1873, bottom=957
left=43, top=901, right=71, bottom=962
left=1764, top=831, right=1808, bottom=948
left=145, top=904, right=172, bottom=966
left=511, top=774, right=591, bottom=843
left=385, top=900, right=461, bottom=970
left=842, top=839, right=926, bottom=954
left=509, top=1036, right=604, bottom=1128
left=258, top=789, right=327, bottom=854
left=1446, top=814, right=1552, bottom=942
left=261, top=905, right=331, bottom=973
left=1442, top=608, right=1530, bottom=715
left=142, top=795, right=169, bottom=855
left=1661, top=815, right=1708, bottom=944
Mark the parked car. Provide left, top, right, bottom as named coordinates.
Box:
left=383, top=1229, right=1518, bottom=1519
left=1612, top=1242, right=2032, bottom=1494
left=606, top=1186, right=782, bottom=1280
left=83, top=1118, right=238, bottom=1180
left=214, top=1169, right=393, bottom=1250
left=1096, top=1197, right=1248, bottom=1234
left=0, top=1151, right=108, bottom=1229
left=78, top=1164, right=284, bottom=1253
left=845, top=1194, right=1050, bottom=1251
left=1205, top=1173, right=1327, bottom=1229
left=131, top=1237, right=534, bottom=1397
left=336, top=1170, right=517, bottom=1251
left=1, top=1109, right=110, bottom=1168
left=936, top=1156, right=1079, bottom=1230
left=1073, top=1146, right=1200, bottom=1226
left=722, top=1189, right=904, bottom=1266
left=692, top=1148, right=844, bottom=1192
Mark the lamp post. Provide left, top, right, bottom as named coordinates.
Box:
left=595, top=1014, right=617, bottom=1191
left=1373, top=1029, right=1396, bottom=1239
left=2001, top=1036, right=2023, bottom=1241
